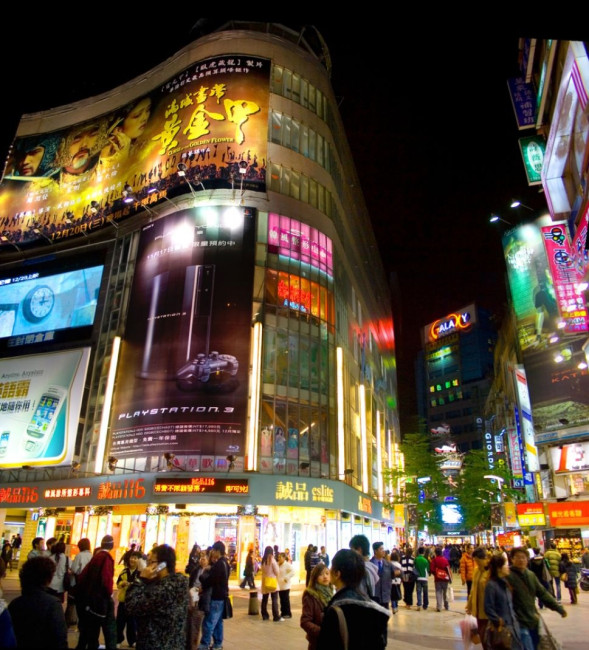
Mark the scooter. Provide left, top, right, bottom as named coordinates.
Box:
left=580, top=568, right=589, bottom=592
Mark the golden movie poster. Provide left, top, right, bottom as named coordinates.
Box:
left=0, top=55, right=270, bottom=248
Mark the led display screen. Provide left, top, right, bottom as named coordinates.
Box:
left=0, top=254, right=104, bottom=354
left=0, top=348, right=90, bottom=467
left=0, top=55, right=270, bottom=249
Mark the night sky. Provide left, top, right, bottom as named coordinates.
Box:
left=0, top=14, right=571, bottom=428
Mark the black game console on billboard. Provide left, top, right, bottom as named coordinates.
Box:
left=176, top=351, right=239, bottom=389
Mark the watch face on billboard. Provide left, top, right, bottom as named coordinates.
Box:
left=0, top=253, right=104, bottom=353
left=0, top=348, right=90, bottom=467
left=109, top=206, right=255, bottom=467
left=0, top=55, right=270, bottom=249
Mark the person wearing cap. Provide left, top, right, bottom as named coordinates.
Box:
left=75, top=534, right=116, bottom=650
left=197, top=541, right=230, bottom=650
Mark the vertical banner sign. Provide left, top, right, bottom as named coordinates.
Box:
left=0, top=55, right=270, bottom=248
left=514, top=366, right=539, bottom=473
left=507, top=77, right=537, bottom=129
left=541, top=223, right=588, bottom=332
left=506, top=427, right=524, bottom=478
left=109, top=207, right=255, bottom=471
left=518, top=135, right=545, bottom=186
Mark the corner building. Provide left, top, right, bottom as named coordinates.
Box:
left=0, top=24, right=400, bottom=572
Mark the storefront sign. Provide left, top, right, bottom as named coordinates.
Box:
left=517, top=502, right=546, bottom=526
left=0, top=486, right=38, bottom=504
left=393, top=504, right=405, bottom=527
left=514, top=366, right=539, bottom=472
left=548, top=501, right=589, bottom=527
left=0, top=55, right=270, bottom=249
left=519, top=135, right=545, bottom=185
left=45, top=487, right=91, bottom=499
left=97, top=478, right=146, bottom=500
left=507, top=77, right=537, bottom=129
left=550, top=442, right=589, bottom=473
left=154, top=477, right=249, bottom=495
left=357, top=495, right=372, bottom=514
left=425, top=305, right=475, bottom=343
left=110, top=207, right=255, bottom=468
left=504, top=502, right=518, bottom=528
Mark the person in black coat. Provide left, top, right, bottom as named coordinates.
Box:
left=8, top=556, right=68, bottom=649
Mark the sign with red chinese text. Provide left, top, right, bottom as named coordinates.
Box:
left=547, top=501, right=589, bottom=527
left=154, top=477, right=249, bottom=495
left=516, top=502, right=546, bottom=526
left=268, top=214, right=333, bottom=277
left=497, top=532, right=521, bottom=549
left=541, top=223, right=588, bottom=332
left=97, top=478, right=146, bottom=501
left=0, top=55, right=270, bottom=249
left=0, top=486, right=38, bottom=504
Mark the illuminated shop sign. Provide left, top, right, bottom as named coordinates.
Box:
left=424, top=304, right=475, bottom=343
left=97, top=478, right=146, bottom=500
left=504, top=502, right=518, bottom=528
left=507, top=77, right=537, bottom=129
left=274, top=480, right=334, bottom=504
left=519, top=135, right=545, bottom=186
left=548, top=501, right=589, bottom=527
left=268, top=214, right=333, bottom=277
left=0, top=55, right=270, bottom=248
left=44, top=487, right=91, bottom=499
left=550, top=442, right=589, bottom=473
left=541, top=223, right=588, bottom=332
left=357, top=495, right=372, bottom=514
left=0, top=348, right=90, bottom=467
left=514, top=366, right=539, bottom=473
left=0, top=486, right=38, bottom=504
left=517, top=502, right=546, bottom=526
left=110, top=207, right=255, bottom=468
left=506, top=427, right=524, bottom=478
left=154, top=477, right=249, bottom=495
left=265, top=269, right=334, bottom=326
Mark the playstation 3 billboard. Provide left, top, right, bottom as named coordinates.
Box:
left=0, top=54, right=270, bottom=249
left=109, top=206, right=255, bottom=470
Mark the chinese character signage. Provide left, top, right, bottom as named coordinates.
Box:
left=274, top=480, right=334, bottom=504
left=507, top=77, right=537, bottom=129
left=109, top=207, right=255, bottom=467
left=268, top=214, right=333, bottom=277
left=519, top=135, right=545, bottom=185
left=0, top=55, right=270, bottom=249
left=154, top=477, right=249, bottom=495
left=541, top=223, right=588, bottom=332
left=547, top=501, right=589, bottom=527
left=516, top=502, right=546, bottom=527
left=506, top=426, right=524, bottom=478
left=549, top=442, right=589, bottom=473
left=0, top=348, right=90, bottom=467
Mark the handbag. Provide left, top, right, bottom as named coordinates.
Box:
left=484, top=622, right=512, bottom=650
left=448, top=586, right=454, bottom=602
left=65, top=596, right=78, bottom=627
left=434, top=566, right=450, bottom=581
left=559, top=572, right=567, bottom=582
left=263, top=575, right=278, bottom=591
left=222, top=595, right=233, bottom=620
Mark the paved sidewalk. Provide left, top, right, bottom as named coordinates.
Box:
left=1, top=571, right=586, bottom=649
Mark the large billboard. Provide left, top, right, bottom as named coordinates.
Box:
left=109, top=206, right=255, bottom=470
left=0, top=348, right=90, bottom=467
left=0, top=253, right=104, bottom=354
left=0, top=55, right=270, bottom=248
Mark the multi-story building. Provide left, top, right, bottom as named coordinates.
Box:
left=0, top=23, right=400, bottom=570
left=416, top=303, right=497, bottom=452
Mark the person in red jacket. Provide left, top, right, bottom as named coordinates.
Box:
left=75, top=534, right=116, bottom=650
left=460, top=544, right=475, bottom=597
left=430, top=546, right=451, bottom=612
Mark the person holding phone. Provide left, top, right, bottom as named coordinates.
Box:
left=126, top=544, right=189, bottom=650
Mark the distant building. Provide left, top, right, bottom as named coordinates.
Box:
left=416, top=303, right=497, bottom=452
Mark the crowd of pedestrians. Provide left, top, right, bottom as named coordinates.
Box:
left=0, top=533, right=584, bottom=649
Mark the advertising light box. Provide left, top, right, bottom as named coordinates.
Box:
left=0, top=348, right=90, bottom=467
left=109, top=206, right=255, bottom=468
left=0, top=54, right=270, bottom=249
left=550, top=442, right=589, bottom=473
left=0, top=254, right=104, bottom=354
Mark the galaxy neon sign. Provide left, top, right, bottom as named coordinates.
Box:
left=428, top=309, right=473, bottom=342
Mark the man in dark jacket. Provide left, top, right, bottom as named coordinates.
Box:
left=197, top=541, right=230, bottom=650
left=317, top=549, right=390, bottom=650
left=370, top=542, right=393, bottom=609
left=8, top=556, right=68, bottom=649
left=507, top=547, right=566, bottom=650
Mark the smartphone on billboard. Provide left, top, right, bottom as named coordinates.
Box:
left=23, top=385, right=67, bottom=458
left=0, top=431, right=9, bottom=457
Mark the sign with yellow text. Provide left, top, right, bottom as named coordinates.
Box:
left=0, top=55, right=270, bottom=248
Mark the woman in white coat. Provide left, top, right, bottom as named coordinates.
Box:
left=277, top=552, right=296, bottom=618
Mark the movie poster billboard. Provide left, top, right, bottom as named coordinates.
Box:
left=0, top=55, right=270, bottom=248
left=0, top=348, right=90, bottom=467
left=109, top=206, right=255, bottom=471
